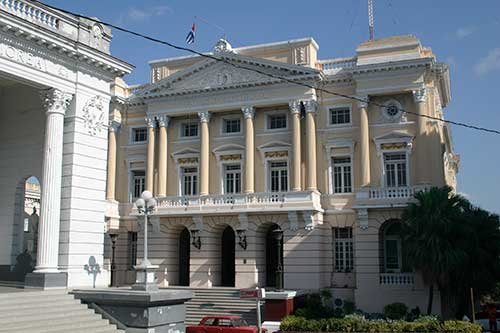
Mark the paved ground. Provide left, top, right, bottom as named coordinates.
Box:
left=0, top=280, right=26, bottom=294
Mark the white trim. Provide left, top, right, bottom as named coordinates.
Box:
left=263, top=110, right=289, bottom=132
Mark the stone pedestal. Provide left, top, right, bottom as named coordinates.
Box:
left=72, top=288, right=192, bottom=333
left=24, top=272, right=67, bottom=289
left=264, top=291, right=297, bottom=321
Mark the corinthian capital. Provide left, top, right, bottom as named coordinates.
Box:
left=40, top=88, right=73, bottom=115
left=412, top=88, right=427, bottom=103
left=357, top=96, right=369, bottom=109
left=145, top=116, right=156, bottom=128
left=109, top=120, right=121, bottom=132
left=198, top=111, right=211, bottom=123
left=303, top=99, right=317, bottom=113
left=157, top=115, right=170, bottom=128
left=288, top=100, right=301, bottom=114
left=241, top=106, right=255, bottom=119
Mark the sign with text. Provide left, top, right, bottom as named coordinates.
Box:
left=240, top=288, right=265, bottom=299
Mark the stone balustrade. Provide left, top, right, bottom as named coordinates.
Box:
left=379, top=273, right=415, bottom=285
left=354, top=186, right=430, bottom=208
left=148, top=191, right=322, bottom=216
left=318, top=57, right=356, bottom=74
left=0, top=0, right=59, bottom=29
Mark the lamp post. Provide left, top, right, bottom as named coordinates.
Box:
left=272, top=229, right=284, bottom=291
left=109, top=233, right=118, bottom=287
left=133, top=190, right=158, bottom=291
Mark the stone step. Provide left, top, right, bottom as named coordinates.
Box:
left=0, top=298, right=82, bottom=313
left=0, top=313, right=111, bottom=332
left=3, top=319, right=119, bottom=333
left=0, top=289, right=68, bottom=299
left=0, top=304, right=92, bottom=320
left=0, top=292, right=74, bottom=306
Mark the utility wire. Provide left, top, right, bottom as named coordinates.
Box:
left=28, top=0, right=500, bottom=136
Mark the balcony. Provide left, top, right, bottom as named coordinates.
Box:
left=354, top=186, right=429, bottom=208
left=380, top=273, right=415, bottom=286
left=152, top=191, right=323, bottom=216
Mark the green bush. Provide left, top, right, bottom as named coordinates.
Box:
left=383, top=302, right=408, bottom=320
left=279, top=315, right=482, bottom=333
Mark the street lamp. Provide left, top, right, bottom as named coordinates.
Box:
left=109, top=233, right=118, bottom=287
left=132, top=190, right=158, bottom=291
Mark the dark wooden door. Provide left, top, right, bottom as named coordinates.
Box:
left=179, top=228, right=190, bottom=286
left=266, top=224, right=283, bottom=288
left=221, top=226, right=235, bottom=287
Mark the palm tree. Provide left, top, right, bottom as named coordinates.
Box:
left=401, top=186, right=469, bottom=316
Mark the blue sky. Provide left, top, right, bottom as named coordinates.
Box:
left=44, top=0, right=500, bottom=213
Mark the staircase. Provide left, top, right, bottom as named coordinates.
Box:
left=168, top=288, right=258, bottom=325
left=0, top=289, right=124, bottom=332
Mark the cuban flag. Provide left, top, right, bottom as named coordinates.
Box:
left=185, top=22, right=195, bottom=44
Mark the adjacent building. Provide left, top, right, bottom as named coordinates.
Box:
left=108, top=35, right=459, bottom=313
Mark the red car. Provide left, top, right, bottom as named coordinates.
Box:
left=186, top=315, right=267, bottom=333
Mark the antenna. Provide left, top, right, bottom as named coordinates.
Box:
left=368, top=0, right=375, bottom=40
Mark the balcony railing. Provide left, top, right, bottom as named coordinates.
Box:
left=152, top=191, right=322, bottom=215
left=355, top=186, right=429, bottom=203
left=380, top=273, right=415, bottom=285
left=0, top=0, right=59, bottom=29
left=318, top=57, right=357, bottom=75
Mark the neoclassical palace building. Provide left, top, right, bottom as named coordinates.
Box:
left=107, top=35, right=458, bottom=312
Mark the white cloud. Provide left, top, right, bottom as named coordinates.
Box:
left=474, top=48, right=500, bottom=76
left=455, top=26, right=475, bottom=39
left=125, top=5, right=172, bottom=22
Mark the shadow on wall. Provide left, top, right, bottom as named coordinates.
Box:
left=84, top=256, right=101, bottom=288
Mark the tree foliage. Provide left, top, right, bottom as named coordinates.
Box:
left=401, top=186, right=500, bottom=318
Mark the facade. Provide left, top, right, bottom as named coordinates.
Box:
left=108, top=36, right=458, bottom=313
left=0, top=1, right=133, bottom=287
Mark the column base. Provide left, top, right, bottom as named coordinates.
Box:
left=25, top=272, right=67, bottom=289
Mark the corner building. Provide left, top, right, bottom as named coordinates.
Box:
left=108, top=36, right=459, bottom=313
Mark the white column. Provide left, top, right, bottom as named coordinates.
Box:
left=289, top=101, right=302, bottom=191
left=413, top=88, right=428, bottom=184
left=34, top=89, right=73, bottom=273
left=106, top=121, right=120, bottom=201
left=241, top=106, right=255, bottom=193
left=198, top=111, right=211, bottom=196
left=145, top=116, right=156, bottom=192
left=157, top=115, right=170, bottom=197
left=304, top=99, right=318, bottom=191
left=358, top=97, right=371, bottom=187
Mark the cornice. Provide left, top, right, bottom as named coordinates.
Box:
left=351, top=57, right=434, bottom=76
left=0, top=13, right=133, bottom=77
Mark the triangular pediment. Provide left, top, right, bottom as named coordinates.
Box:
left=136, top=53, right=320, bottom=99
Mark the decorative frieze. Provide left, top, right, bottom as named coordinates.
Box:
left=220, top=154, right=241, bottom=161
left=380, top=142, right=409, bottom=150
left=178, top=157, right=198, bottom=165
left=265, top=151, right=288, bottom=158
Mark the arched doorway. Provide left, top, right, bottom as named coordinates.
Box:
left=178, top=228, right=190, bottom=286
left=266, top=224, right=283, bottom=288
left=221, top=226, right=235, bottom=287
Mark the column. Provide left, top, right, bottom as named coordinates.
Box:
left=413, top=88, right=428, bottom=184
left=289, top=101, right=302, bottom=191
left=304, top=99, right=317, bottom=191
left=242, top=106, right=255, bottom=193
left=34, top=88, right=73, bottom=273
left=198, top=111, right=211, bottom=196
left=145, top=116, right=156, bottom=192
left=157, top=115, right=170, bottom=197
left=359, top=97, right=371, bottom=187
left=106, top=121, right=120, bottom=201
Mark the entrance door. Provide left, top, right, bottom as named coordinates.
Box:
left=266, top=224, right=283, bottom=288
left=178, top=228, right=190, bottom=286
left=221, top=226, right=235, bottom=287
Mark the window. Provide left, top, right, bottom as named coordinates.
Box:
left=384, top=153, right=407, bottom=187
left=384, top=223, right=403, bottom=272
left=223, top=118, right=241, bottom=134
left=332, top=157, right=352, bottom=193
left=334, top=227, right=354, bottom=272
left=23, top=218, right=29, bottom=232
left=330, top=107, right=351, bottom=125
left=182, top=166, right=198, bottom=196
left=131, top=170, right=145, bottom=198
left=182, top=123, right=199, bottom=137
left=223, top=164, right=241, bottom=194
left=127, top=231, right=138, bottom=269
left=267, top=114, right=287, bottom=130
left=269, top=161, right=288, bottom=192
left=132, top=127, right=147, bottom=143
